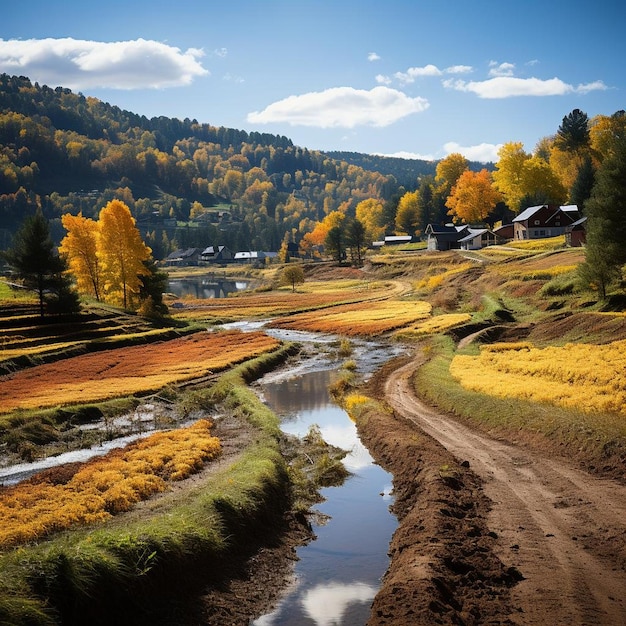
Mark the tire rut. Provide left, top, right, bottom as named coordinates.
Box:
left=385, top=357, right=626, bottom=625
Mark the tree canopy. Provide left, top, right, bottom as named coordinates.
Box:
left=3, top=210, right=79, bottom=317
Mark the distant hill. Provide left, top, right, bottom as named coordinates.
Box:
left=0, top=74, right=401, bottom=256
left=324, top=151, right=494, bottom=190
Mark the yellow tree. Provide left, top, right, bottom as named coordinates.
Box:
left=394, top=190, right=421, bottom=235
left=492, top=142, right=531, bottom=212
left=521, top=156, right=568, bottom=206
left=97, top=200, right=152, bottom=309
left=355, top=198, right=385, bottom=242
left=59, top=213, right=102, bottom=301
left=590, top=112, right=626, bottom=161
left=301, top=210, right=345, bottom=252
left=435, top=153, right=469, bottom=193
left=445, top=169, right=502, bottom=224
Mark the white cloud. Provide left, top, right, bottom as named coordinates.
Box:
left=223, top=72, right=244, bottom=83
left=0, top=37, right=209, bottom=90
left=576, top=80, right=608, bottom=94
left=247, top=86, right=429, bottom=128
left=213, top=47, right=228, bottom=58
left=444, top=65, right=473, bottom=74
left=443, top=141, right=502, bottom=163
left=488, top=61, right=515, bottom=77
left=375, top=74, right=391, bottom=85
left=444, top=75, right=606, bottom=98
left=394, top=64, right=442, bottom=84
left=367, top=52, right=380, bottom=62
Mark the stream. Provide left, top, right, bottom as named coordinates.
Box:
left=251, top=330, right=402, bottom=626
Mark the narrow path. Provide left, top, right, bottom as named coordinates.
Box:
left=385, top=357, right=626, bottom=626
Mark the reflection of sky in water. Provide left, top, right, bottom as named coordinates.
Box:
left=254, top=368, right=396, bottom=625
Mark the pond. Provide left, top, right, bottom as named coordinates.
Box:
left=253, top=362, right=398, bottom=625
left=167, top=276, right=252, bottom=299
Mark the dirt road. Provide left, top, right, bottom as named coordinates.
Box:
left=384, top=357, right=626, bottom=625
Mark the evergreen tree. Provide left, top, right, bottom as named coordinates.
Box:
left=2, top=209, right=79, bottom=317
left=325, top=226, right=345, bottom=263
left=556, top=109, right=590, bottom=153
left=345, top=218, right=367, bottom=267
left=570, top=156, right=596, bottom=213
left=578, top=133, right=626, bottom=298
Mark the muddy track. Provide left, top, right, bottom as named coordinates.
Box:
left=384, top=357, right=626, bottom=625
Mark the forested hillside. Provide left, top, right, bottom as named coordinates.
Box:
left=0, top=74, right=411, bottom=257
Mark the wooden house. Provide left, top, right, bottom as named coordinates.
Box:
left=512, top=205, right=579, bottom=241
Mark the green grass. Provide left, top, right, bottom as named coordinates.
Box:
left=0, top=346, right=299, bottom=625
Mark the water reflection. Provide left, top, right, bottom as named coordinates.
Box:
left=253, top=368, right=396, bottom=625
left=167, top=277, right=250, bottom=299
left=302, top=582, right=377, bottom=626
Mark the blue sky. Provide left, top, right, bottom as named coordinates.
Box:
left=2, top=0, right=624, bottom=162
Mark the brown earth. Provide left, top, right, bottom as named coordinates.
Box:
left=361, top=353, right=626, bottom=625
left=195, top=350, right=626, bottom=625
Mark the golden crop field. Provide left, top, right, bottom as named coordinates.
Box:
left=268, top=300, right=432, bottom=336
left=450, top=339, right=626, bottom=416
left=0, top=419, right=221, bottom=547
left=170, top=288, right=383, bottom=322
left=395, top=313, right=472, bottom=339
left=413, top=262, right=476, bottom=291
left=0, top=330, right=280, bottom=413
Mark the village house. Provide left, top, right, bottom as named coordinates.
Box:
left=425, top=223, right=501, bottom=251
left=164, top=247, right=201, bottom=266
left=565, top=216, right=587, bottom=247
left=199, top=245, right=234, bottom=265
left=512, top=205, right=579, bottom=241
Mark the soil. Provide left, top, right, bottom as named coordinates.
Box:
left=195, top=351, right=626, bottom=626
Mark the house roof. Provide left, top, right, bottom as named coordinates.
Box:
left=513, top=205, right=546, bottom=222
left=165, top=247, right=200, bottom=260
left=568, top=216, right=588, bottom=229
left=458, top=228, right=490, bottom=243
left=234, top=251, right=266, bottom=260
left=513, top=204, right=579, bottom=223
left=201, top=245, right=227, bottom=255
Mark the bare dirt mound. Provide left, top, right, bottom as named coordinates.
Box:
left=367, top=354, right=626, bottom=625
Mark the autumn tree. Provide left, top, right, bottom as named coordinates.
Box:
left=517, top=156, right=568, bottom=208
left=355, top=198, right=385, bottom=242
left=59, top=213, right=102, bottom=301
left=445, top=169, right=502, bottom=224
left=281, top=264, right=305, bottom=292
left=492, top=142, right=530, bottom=213
left=395, top=190, right=421, bottom=234
left=97, top=200, right=152, bottom=309
left=590, top=111, right=626, bottom=161
left=435, top=153, right=469, bottom=193
left=3, top=209, right=79, bottom=317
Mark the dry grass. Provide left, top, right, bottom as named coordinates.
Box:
left=0, top=330, right=280, bottom=413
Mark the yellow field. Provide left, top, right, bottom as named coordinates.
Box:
left=0, top=330, right=280, bottom=413
left=170, top=282, right=390, bottom=322
left=414, top=262, right=476, bottom=291
left=395, top=313, right=472, bottom=339
left=268, top=300, right=432, bottom=336
left=0, top=419, right=221, bottom=547
left=450, top=339, right=626, bottom=416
